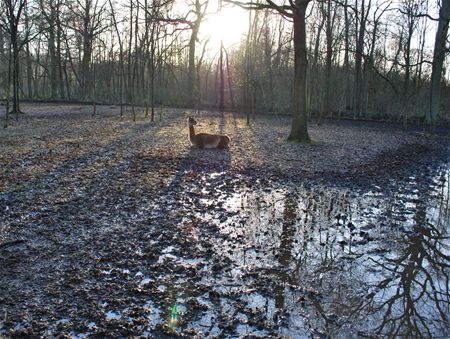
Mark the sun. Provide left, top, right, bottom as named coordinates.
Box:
left=200, top=5, right=249, bottom=56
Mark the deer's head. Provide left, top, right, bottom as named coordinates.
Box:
left=188, top=117, right=197, bottom=126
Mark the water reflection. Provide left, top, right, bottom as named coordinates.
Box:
left=213, top=165, right=450, bottom=337
left=365, top=199, right=450, bottom=337
left=356, top=168, right=448, bottom=336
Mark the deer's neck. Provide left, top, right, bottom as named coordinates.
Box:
left=189, top=124, right=196, bottom=141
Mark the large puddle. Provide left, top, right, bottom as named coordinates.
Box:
left=169, top=165, right=450, bottom=337
left=3, top=162, right=448, bottom=337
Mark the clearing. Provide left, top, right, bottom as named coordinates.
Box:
left=1, top=104, right=449, bottom=337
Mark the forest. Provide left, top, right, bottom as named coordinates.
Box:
left=1, top=0, right=450, bottom=338
left=0, top=0, right=449, bottom=123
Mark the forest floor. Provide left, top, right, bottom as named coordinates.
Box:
left=0, top=104, right=449, bottom=337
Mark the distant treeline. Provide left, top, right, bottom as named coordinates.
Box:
left=0, top=0, right=449, bottom=124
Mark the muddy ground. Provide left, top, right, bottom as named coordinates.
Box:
left=0, top=104, right=449, bottom=338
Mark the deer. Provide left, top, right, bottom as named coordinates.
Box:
left=187, top=117, right=230, bottom=149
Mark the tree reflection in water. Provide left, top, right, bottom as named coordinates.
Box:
left=371, top=220, right=450, bottom=337
left=221, top=165, right=449, bottom=337
left=366, top=194, right=449, bottom=337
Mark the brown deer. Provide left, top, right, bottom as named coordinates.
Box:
left=187, top=117, right=230, bottom=149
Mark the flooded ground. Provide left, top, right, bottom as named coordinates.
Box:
left=137, top=163, right=449, bottom=338
left=0, top=106, right=449, bottom=337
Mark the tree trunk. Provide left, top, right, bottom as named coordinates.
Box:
left=188, top=21, right=200, bottom=108
left=108, top=0, right=124, bottom=114
left=4, top=0, right=26, bottom=114
left=324, top=0, right=333, bottom=117
left=57, top=15, right=65, bottom=99
left=187, top=0, right=209, bottom=109
left=225, top=48, right=235, bottom=108
left=353, top=0, right=366, bottom=117
left=309, top=16, right=324, bottom=118
left=0, top=26, right=4, bottom=57
left=245, top=9, right=254, bottom=124
left=49, top=18, right=58, bottom=98
left=263, top=9, right=274, bottom=111
left=4, top=40, right=12, bottom=127
left=429, top=0, right=450, bottom=123
left=127, top=0, right=133, bottom=105
left=219, top=42, right=225, bottom=110
left=133, top=1, right=140, bottom=102
left=24, top=4, right=33, bottom=98
left=81, top=1, right=93, bottom=99
left=344, top=0, right=352, bottom=111
left=288, top=5, right=310, bottom=143
left=11, top=30, right=21, bottom=114
left=150, top=25, right=156, bottom=122
left=403, top=22, right=413, bottom=127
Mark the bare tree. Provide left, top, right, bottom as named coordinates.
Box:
left=0, top=0, right=30, bottom=114
left=219, top=41, right=225, bottom=109
left=321, top=0, right=338, bottom=118
left=188, top=0, right=209, bottom=109
left=39, top=0, right=66, bottom=99
left=108, top=0, right=126, bottom=114
left=0, top=0, right=446, bottom=124
left=353, top=0, right=369, bottom=117
left=391, top=0, right=429, bottom=125
left=244, top=8, right=258, bottom=124
left=226, top=0, right=311, bottom=142
left=66, top=0, right=108, bottom=99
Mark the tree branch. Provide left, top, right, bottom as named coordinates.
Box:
left=223, top=0, right=294, bottom=18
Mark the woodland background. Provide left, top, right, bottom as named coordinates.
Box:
left=0, top=0, right=449, bottom=123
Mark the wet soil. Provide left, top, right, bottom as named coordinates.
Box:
left=0, top=104, right=449, bottom=338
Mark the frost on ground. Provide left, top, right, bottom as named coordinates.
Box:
left=0, top=104, right=449, bottom=337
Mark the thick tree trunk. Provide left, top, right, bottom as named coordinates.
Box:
left=429, top=0, right=450, bottom=123
left=288, top=5, right=310, bottom=143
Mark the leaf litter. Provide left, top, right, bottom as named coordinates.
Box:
left=0, top=104, right=449, bottom=337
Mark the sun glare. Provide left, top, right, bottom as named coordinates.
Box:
left=201, top=5, right=249, bottom=56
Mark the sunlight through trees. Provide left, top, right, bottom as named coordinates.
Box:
left=0, top=0, right=448, bottom=127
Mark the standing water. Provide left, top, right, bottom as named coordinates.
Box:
left=186, top=164, right=450, bottom=337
